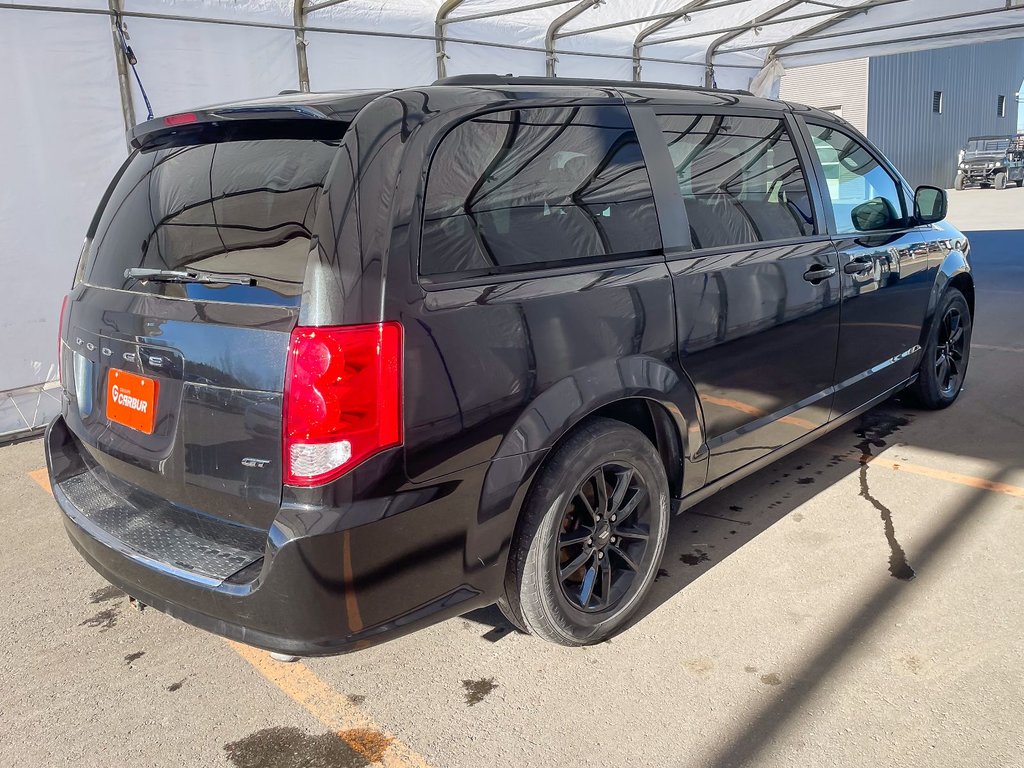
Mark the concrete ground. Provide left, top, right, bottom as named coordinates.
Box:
left=1, top=187, right=1022, bottom=768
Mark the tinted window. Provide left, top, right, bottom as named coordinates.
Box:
left=654, top=113, right=815, bottom=250
left=85, top=135, right=342, bottom=306
left=420, top=106, right=661, bottom=278
left=807, top=123, right=904, bottom=234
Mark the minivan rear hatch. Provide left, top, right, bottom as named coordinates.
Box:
left=61, top=108, right=348, bottom=537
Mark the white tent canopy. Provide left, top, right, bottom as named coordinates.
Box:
left=1, top=0, right=1023, bottom=437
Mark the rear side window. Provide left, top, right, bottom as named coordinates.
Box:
left=84, top=133, right=343, bottom=306
left=420, top=105, right=661, bottom=279
left=654, top=113, right=815, bottom=250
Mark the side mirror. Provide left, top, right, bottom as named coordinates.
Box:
left=914, top=185, right=947, bottom=225
left=851, top=196, right=899, bottom=232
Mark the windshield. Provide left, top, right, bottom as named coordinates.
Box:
left=82, top=131, right=343, bottom=307
left=964, top=137, right=1011, bottom=156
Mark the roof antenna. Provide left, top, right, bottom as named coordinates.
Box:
left=113, top=13, right=154, bottom=121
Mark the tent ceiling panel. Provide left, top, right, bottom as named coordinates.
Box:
left=290, top=0, right=1024, bottom=82
left=687, top=0, right=898, bottom=51
left=123, top=16, right=298, bottom=115
left=304, top=0, right=435, bottom=34
left=305, top=30, right=435, bottom=88
left=778, top=1, right=1024, bottom=59
left=125, top=0, right=293, bottom=25
left=7, top=0, right=108, bottom=8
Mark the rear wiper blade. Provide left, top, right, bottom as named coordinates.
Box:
left=124, top=267, right=256, bottom=286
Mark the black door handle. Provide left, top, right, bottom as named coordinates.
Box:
left=844, top=257, right=874, bottom=275
left=803, top=264, right=837, bottom=283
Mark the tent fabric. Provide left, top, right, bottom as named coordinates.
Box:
left=1, top=0, right=1022, bottom=437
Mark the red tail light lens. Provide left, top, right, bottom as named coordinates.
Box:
left=57, top=294, right=69, bottom=387
left=283, top=322, right=403, bottom=486
left=164, top=112, right=198, bottom=126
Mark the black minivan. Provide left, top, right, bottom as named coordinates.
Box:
left=47, top=76, right=973, bottom=654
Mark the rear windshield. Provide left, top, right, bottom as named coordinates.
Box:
left=83, top=128, right=343, bottom=306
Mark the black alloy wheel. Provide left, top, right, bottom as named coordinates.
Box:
left=556, top=462, right=652, bottom=613
left=909, top=288, right=971, bottom=409
left=499, top=418, right=670, bottom=646
left=934, top=305, right=967, bottom=398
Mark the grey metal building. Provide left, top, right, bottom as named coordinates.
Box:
left=780, top=39, right=1024, bottom=189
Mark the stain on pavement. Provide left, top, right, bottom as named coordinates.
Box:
left=463, top=677, right=498, bottom=706
left=224, top=727, right=369, bottom=768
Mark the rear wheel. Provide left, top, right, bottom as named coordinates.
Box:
left=501, top=418, right=669, bottom=646
left=994, top=172, right=1007, bottom=191
left=954, top=173, right=965, bottom=191
left=908, top=289, right=971, bottom=409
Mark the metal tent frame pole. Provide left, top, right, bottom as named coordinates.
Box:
left=294, top=0, right=310, bottom=91
left=762, top=3, right=1023, bottom=57
left=545, top=0, right=604, bottom=77
left=630, top=0, right=751, bottom=81
left=107, top=0, right=136, bottom=137
left=704, top=0, right=809, bottom=87
left=651, top=0, right=909, bottom=48
left=774, top=19, right=1024, bottom=61
left=1, top=0, right=1022, bottom=97
left=633, top=0, right=713, bottom=80
left=435, top=0, right=467, bottom=80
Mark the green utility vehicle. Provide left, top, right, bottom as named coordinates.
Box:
left=954, top=135, right=1024, bottom=190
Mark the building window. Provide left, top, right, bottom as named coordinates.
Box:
left=932, top=91, right=944, bottom=114
left=997, top=95, right=1007, bottom=117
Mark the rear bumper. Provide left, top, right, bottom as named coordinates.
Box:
left=45, top=416, right=510, bottom=656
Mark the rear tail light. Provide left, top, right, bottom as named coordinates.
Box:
left=283, top=322, right=403, bottom=486
left=57, top=294, right=68, bottom=387
left=164, top=112, right=198, bottom=126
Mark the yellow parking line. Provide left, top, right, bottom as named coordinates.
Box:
left=28, top=469, right=432, bottom=767
left=860, top=453, right=1024, bottom=498
left=228, top=641, right=432, bottom=768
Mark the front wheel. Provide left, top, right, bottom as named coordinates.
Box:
left=954, top=173, right=966, bottom=191
left=1016, top=179, right=1023, bottom=188
left=501, top=418, right=670, bottom=646
left=994, top=172, right=1007, bottom=191
left=909, top=289, right=972, bottom=409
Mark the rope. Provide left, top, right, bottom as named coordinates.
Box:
left=113, top=13, right=154, bottom=121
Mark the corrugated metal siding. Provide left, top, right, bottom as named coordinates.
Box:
left=868, top=40, right=1024, bottom=189
left=779, top=58, right=870, bottom=134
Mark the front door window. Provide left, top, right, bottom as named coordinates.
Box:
left=807, top=123, right=905, bottom=234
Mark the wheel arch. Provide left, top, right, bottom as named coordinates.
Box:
left=490, top=355, right=706, bottom=497
left=469, top=357, right=709, bottom=582
left=919, top=243, right=974, bottom=350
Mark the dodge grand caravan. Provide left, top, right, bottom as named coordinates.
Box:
left=47, top=76, right=973, bottom=654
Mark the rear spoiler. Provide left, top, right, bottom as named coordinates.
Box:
left=128, top=104, right=345, bottom=150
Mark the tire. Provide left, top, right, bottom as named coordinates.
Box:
left=994, top=172, right=1007, bottom=191
left=908, top=289, right=972, bottom=409
left=954, top=173, right=965, bottom=191
left=501, top=417, right=670, bottom=646
left=1016, top=179, right=1023, bottom=188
